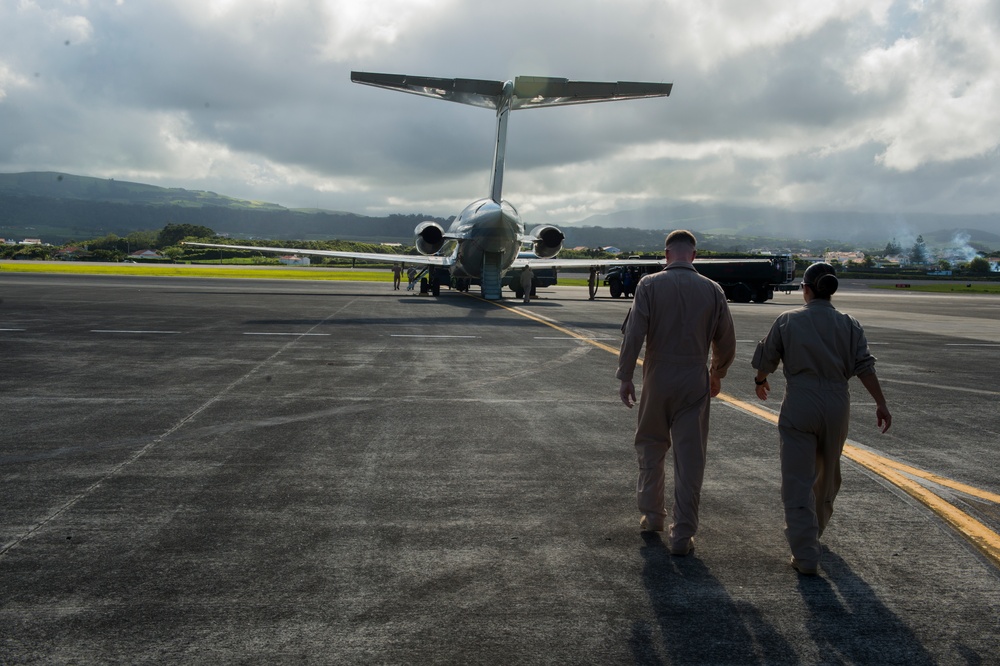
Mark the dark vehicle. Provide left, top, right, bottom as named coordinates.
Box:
left=604, top=254, right=797, bottom=303
left=503, top=266, right=557, bottom=299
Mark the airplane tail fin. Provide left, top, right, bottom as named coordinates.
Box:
left=350, top=72, right=672, bottom=203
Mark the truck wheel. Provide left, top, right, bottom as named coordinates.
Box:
left=431, top=280, right=441, bottom=297
left=733, top=283, right=753, bottom=303
left=609, top=278, right=623, bottom=299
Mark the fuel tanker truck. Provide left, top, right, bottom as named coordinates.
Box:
left=603, top=254, right=797, bottom=303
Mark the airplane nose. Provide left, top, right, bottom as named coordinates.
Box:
left=473, top=203, right=520, bottom=252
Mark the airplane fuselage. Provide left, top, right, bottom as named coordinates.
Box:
left=449, top=198, right=523, bottom=278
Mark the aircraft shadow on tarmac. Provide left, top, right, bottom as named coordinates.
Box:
left=630, top=533, right=936, bottom=664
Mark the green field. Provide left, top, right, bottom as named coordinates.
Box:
left=869, top=282, right=1000, bottom=294
left=0, top=261, right=594, bottom=287
left=0, top=261, right=394, bottom=282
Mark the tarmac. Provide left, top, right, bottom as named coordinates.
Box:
left=1, top=271, right=999, bottom=664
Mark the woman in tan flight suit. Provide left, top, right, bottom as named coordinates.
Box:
left=751, top=263, right=891, bottom=575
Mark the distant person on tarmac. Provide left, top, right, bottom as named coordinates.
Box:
left=406, top=267, right=417, bottom=291
left=618, top=229, right=736, bottom=556
left=520, top=266, right=534, bottom=304
left=392, top=263, right=402, bottom=290
left=752, top=262, right=891, bottom=576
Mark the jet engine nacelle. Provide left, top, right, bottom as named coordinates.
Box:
left=414, top=221, right=446, bottom=255
left=529, top=225, right=565, bottom=259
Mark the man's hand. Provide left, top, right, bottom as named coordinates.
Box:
left=710, top=375, right=722, bottom=397
left=619, top=380, right=637, bottom=409
left=876, top=403, right=892, bottom=433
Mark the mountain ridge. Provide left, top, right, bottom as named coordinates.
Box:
left=2, top=172, right=997, bottom=251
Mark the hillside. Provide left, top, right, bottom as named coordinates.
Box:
left=0, top=172, right=293, bottom=210
left=0, top=172, right=442, bottom=244
left=571, top=203, right=1000, bottom=246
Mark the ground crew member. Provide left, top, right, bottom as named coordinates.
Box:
left=392, top=263, right=402, bottom=290
left=752, top=262, right=891, bottom=575
left=520, top=266, right=534, bottom=304
left=618, top=230, right=736, bottom=555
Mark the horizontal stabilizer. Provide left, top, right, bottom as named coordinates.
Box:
left=351, top=72, right=505, bottom=110
left=351, top=72, right=671, bottom=111
left=511, top=77, right=672, bottom=109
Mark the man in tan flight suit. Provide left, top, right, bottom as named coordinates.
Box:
left=618, top=230, right=737, bottom=555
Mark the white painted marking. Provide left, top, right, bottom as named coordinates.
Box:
left=879, top=378, right=1000, bottom=396
left=91, top=330, right=178, bottom=334
left=0, top=328, right=26, bottom=332
left=945, top=343, right=1000, bottom=347
left=390, top=334, right=478, bottom=339
left=243, top=332, right=330, bottom=336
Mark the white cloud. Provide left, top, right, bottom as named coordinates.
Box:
left=1, top=0, right=999, bottom=230
left=850, top=0, right=1000, bottom=170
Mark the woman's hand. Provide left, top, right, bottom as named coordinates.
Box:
left=755, top=379, right=769, bottom=401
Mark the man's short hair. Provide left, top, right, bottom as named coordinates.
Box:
left=665, top=230, right=697, bottom=249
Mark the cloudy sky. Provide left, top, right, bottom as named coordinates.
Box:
left=2, top=0, right=999, bottom=228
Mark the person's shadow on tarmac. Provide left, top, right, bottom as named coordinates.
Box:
left=630, top=532, right=795, bottom=664
left=798, top=549, right=936, bottom=665
left=630, top=535, right=940, bottom=664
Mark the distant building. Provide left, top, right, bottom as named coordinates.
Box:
left=602, top=246, right=622, bottom=254
left=278, top=255, right=310, bottom=266
left=55, top=246, right=92, bottom=260
left=823, top=251, right=865, bottom=266
left=21, top=238, right=42, bottom=245
left=129, top=249, right=166, bottom=260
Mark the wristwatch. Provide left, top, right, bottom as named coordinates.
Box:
left=754, top=377, right=767, bottom=385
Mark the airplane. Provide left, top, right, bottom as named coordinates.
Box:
left=185, top=71, right=672, bottom=299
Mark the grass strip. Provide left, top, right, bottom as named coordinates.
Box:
left=869, top=282, right=1000, bottom=294
left=1, top=261, right=595, bottom=287
left=1, top=262, right=396, bottom=282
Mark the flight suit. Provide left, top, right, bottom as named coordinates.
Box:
left=617, top=262, right=736, bottom=549
left=752, top=299, right=876, bottom=566
left=520, top=267, right=534, bottom=303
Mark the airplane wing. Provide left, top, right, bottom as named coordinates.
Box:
left=181, top=242, right=455, bottom=267
left=511, top=257, right=664, bottom=269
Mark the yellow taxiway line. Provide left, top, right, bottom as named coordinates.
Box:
left=483, top=294, right=1000, bottom=567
